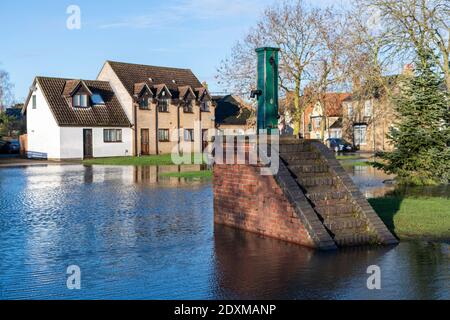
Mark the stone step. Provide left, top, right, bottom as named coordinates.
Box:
left=286, top=159, right=326, bottom=166
left=278, top=143, right=312, bottom=153
left=334, top=234, right=376, bottom=247
left=313, top=198, right=352, bottom=207
left=324, top=218, right=368, bottom=232
left=288, top=163, right=330, bottom=174
left=280, top=152, right=321, bottom=161
left=314, top=204, right=356, bottom=216
left=296, top=176, right=338, bottom=187
left=305, top=186, right=348, bottom=201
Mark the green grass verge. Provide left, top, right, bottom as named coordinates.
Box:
left=340, top=161, right=378, bottom=167
left=369, top=197, right=450, bottom=241
left=336, top=155, right=362, bottom=160
left=159, top=170, right=212, bottom=179
left=83, top=154, right=206, bottom=166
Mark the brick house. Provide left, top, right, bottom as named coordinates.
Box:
left=341, top=76, right=399, bottom=152
left=97, top=61, right=215, bottom=155
left=302, top=93, right=351, bottom=140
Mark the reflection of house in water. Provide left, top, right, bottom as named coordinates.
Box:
left=344, top=164, right=396, bottom=198
left=133, top=165, right=209, bottom=186
left=81, top=165, right=209, bottom=187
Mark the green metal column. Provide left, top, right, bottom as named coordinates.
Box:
left=255, top=47, right=280, bottom=132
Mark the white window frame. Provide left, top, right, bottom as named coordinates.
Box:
left=158, top=98, right=169, bottom=112
left=348, top=103, right=353, bottom=117
left=73, top=94, right=88, bottom=108
left=184, top=129, right=194, bottom=142
left=103, top=129, right=122, bottom=143
left=158, top=129, right=170, bottom=142
left=354, top=125, right=367, bottom=146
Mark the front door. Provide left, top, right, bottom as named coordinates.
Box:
left=83, top=129, right=93, bottom=159
left=141, top=129, right=150, bottom=155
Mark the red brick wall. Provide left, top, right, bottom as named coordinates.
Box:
left=213, top=163, right=315, bottom=247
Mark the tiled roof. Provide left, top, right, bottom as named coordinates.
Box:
left=34, top=77, right=131, bottom=127
left=107, top=61, right=203, bottom=99
left=322, top=93, right=351, bottom=117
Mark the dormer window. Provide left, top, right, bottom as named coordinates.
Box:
left=183, top=100, right=194, bottom=113
left=158, top=98, right=169, bottom=112
left=73, top=94, right=88, bottom=108
left=200, top=101, right=210, bottom=112
left=139, top=97, right=149, bottom=109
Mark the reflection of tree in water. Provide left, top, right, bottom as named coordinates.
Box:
left=212, top=225, right=391, bottom=299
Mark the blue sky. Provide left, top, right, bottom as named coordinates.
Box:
left=0, top=0, right=348, bottom=102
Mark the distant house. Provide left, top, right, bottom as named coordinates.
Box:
left=23, top=77, right=132, bottom=160
left=213, top=95, right=254, bottom=135
left=97, top=61, right=215, bottom=155
left=302, top=93, right=351, bottom=140
left=341, top=76, right=400, bottom=152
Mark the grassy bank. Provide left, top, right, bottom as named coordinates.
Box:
left=159, top=170, right=212, bottom=179
left=83, top=154, right=206, bottom=166
left=369, top=197, right=450, bottom=241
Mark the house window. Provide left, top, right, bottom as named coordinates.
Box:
left=158, top=129, right=170, bottom=142
left=354, top=125, right=367, bottom=145
left=200, top=101, right=210, bottom=112
left=184, top=100, right=194, bottom=113
left=73, top=94, right=88, bottom=108
left=348, top=103, right=353, bottom=117
left=364, top=100, right=372, bottom=117
left=32, top=95, right=37, bottom=109
left=312, top=117, right=321, bottom=130
left=139, top=97, right=149, bottom=109
left=158, top=98, right=169, bottom=112
left=104, top=129, right=122, bottom=143
left=184, top=129, right=194, bottom=142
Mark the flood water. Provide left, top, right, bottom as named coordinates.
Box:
left=0, top=165, right=449, bottom=300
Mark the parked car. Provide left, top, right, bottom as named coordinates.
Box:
left=326, top=138, right=355, bottom=152
left=0, top=140, right=20, bottom=154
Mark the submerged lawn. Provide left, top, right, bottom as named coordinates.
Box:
left=369, top=197, right=450, bottom=241
left=336, top=155, right=362, bottom=160
left=340, top=161, right=376, bottom=167
left=83, top=154, right=206, bottom=166
left=159, top=170, right=212, bottom=179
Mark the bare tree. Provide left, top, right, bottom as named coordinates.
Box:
left=358, top=0, right=450, bottom=90
left=217, top=0, right=331, bottom=135
left=306, top=8, right=349, bottom=141
left=0, top=68, right=14, bottom=112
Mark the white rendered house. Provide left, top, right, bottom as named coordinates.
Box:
left=23, top=77, right=132, bottom=160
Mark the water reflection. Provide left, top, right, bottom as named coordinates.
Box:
left=0, top=165, right=448, bottom=300
left=213, top=226, right=449, bottom=300
left=344, top=163, right=450, bottom=198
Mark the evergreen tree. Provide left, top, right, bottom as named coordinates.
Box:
left=377, top=49, right=450, bottom=185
